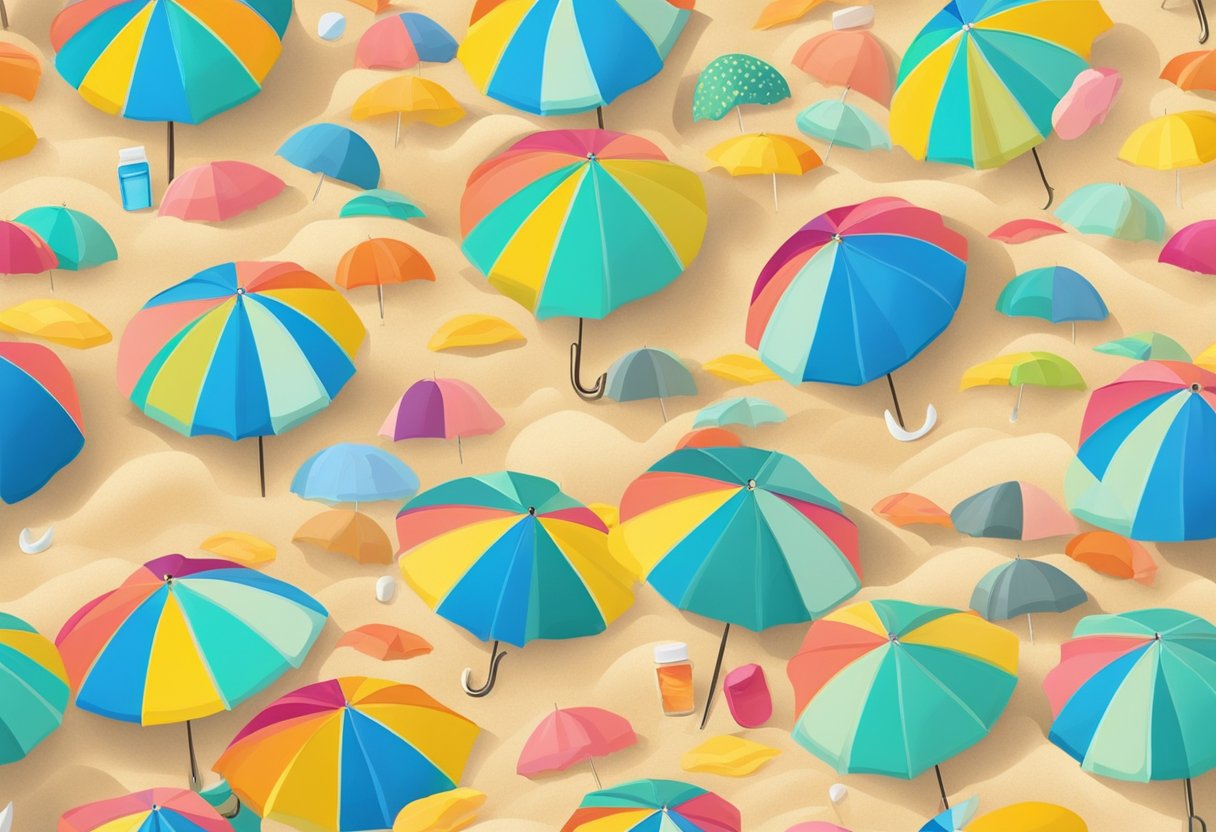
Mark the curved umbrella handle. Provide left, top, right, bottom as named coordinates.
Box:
left=884, top=405, right=937, bottom=442
left=1031, top=147, right=1055, bottom=210
left=570, top=318, right=606, bottom=400
left=1191, top=815, right=1208, bottom=832
left=462, top=641, right=507, bottom=697
left=220, top=798, right=243, bottom=820
left=1196, top=0, right=1210, bottom=43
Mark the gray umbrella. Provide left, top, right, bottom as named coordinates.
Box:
left=970, top=557, right=1086, bottom=643
left=604, top=347, right=697, bottom=421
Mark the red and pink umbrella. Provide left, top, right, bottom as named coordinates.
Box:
left=988, top=217, right=1067, bottom=245
left=59, top=787, right=232, bottom=832
left=518, top=706, right=637, bottom=787
left=1159, top=220, right=1216, bottom=274
left=159, top=161, right=284, bottom=222
left=0, top=220, right=57, bottom=289
left=380, top=377, right=503, bottom=462
left=355, top=12, right=457, bottom=70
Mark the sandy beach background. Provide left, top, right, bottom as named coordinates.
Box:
left=2, top=0, right=1215, bottom=828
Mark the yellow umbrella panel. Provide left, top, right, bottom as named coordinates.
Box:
left=0, top=104, right=35, bottom=162
left=352, top=76, right=464, bottom=147
left=961, top=351, right=1085, bottom=422
left=707, top=132, right=822, bottom=211
left=1119, top=110, right=1216, bottom=207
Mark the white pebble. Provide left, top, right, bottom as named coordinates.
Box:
left=376, top=575, right=397, bottom=604
left=832, top=5, right=874, bottom=29
left=829, top=784, right=848, bottom=805
left=318, top=12, right=346, bottom=40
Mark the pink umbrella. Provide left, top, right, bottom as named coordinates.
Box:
left=380, top=377, right=503, bottom=462
left=1160, top=220, right=1216, bottom=274
left=59, top=787, right=232, bottom=831
left=1052, top=67, right=1122, bottom=141
left=517, top=706, right=637, bottom=787
left=791, top=29, right=892, bottom=105
left=0, top=220, right=57, bottom=290
left=355, top=12, right=457, bottom=71
left=988, top=217, right=1067, bottom=244
left=159, top=161, right=285, bottom=222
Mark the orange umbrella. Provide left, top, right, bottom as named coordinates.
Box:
left=336, top=624, right=433, bottom=661
left=871, top=492, right=952, bottom=528
left=0, top=43, right=39, bottom=101
left=1065, top=531, right=1157, bottom=585
left=676, top=427, right=743, bottom=450
left=335, top=237, right=435, bottom=319
left=293, top=509, right=393, bottom=564
left=1161, top=49, right=1216, bottom=92
left=792, top=29, right=891, bottom=106
left=755, top=0, right=852, bottom=29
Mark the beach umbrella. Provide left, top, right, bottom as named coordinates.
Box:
left=1201, top=343, right=1216, bottom=371
left=960, top=351, right=1085, bottom=422
left=618, top=445, right=860, bottom=728
left=604, top=347, right=697, bottom=421
left=381, top=377, right=503, bottom=462
left=158, top=161, right=284, bottom=222
left=1161, top=219, right=1216, bottom=275
left=0, top=341, right=84, bottom=503
left=52, top=0, right=288, bottom=181
left=518, top=706, right=636, bottom=786
left=1052, top=67, right=1121, bottom=141
left=459, top=0, right=691, bottom=123
left=0, top=105, right=33, bottom=161
left=1162, top=49, right=1216, bottom=90
left=788, top=599, right=1019, bottom=807
left=694, top=396, right=786, bottom=429
left=694, top=54, right=791, bottom=130
left=1065, top=531, right=1157, bottom=585
left=1054, top=183, right=1164, bottom=241
left=890, top=0, right=1112, bottom=208
left=872, top=492, right=952, bottom=528
left=336, top=624, right=432, bottom=662
left=355, top=12, right=457, bottom=70
left=560, top=779, right=741, bottom=832
left=50, top=0, right=293, bottom=49
left=0, top=220, right=57, bottom=288
left=340, top=188, right=424, bottom=222
left=951, top=481, right=1078, bottom=545
left=676, top=427, right=743, bottom=450
left=702, top=353, right=780, bottom=384
left=290, top=442, right=419, bottom=508
left=117, top=261, right=365, bottom=496
left=995, top=267, right=1108, bottom=342
left=971, top=558, right=1086, bottom=642
left=335, top=237, right=435, bottom=319
left=989, top=217, right=1066, bottom=244
left=1095, top=332, right=1190, bottom=362
left=706, top=133, right=822, bottom=211
left=791, top=29, right=891, bottom=105
left=216, top=676, right=479, bottom=832
left=755, top=0, right=853, bottom=28
left=0, top=43, right=39, bottom=100
left=0, top=612, right=68, bottom=764
left=352, top=76, right=464, bottom=147
left=14, top=206, right=116, bottom=285
left=1119, top=111, right=1216, bottom=207
left=921, top=796, right=979, bottom=832
left=1066, top=360, right=1216, bottom=541
left=970, top=803, right=1087, bottom=832
left=276, top=123, right=381, bottom=200
left=396, top=471, right=635, bottom=696
left=461, top=129, right=707, bottom=399
left=1045, top=609, right=1216, bottom=829
left=796, top=100, right=889, bottom=160
left=746, top=197, right=967, bottom=441
left=56, top=553, right=328, bottom=789
left=294, top=508, right=393, bottom=564
left=59, top=788, right=232, bottom=832
left=0, top=299, right=110, bottom=349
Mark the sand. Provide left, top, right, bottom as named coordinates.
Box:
left=2, top=0, right=1215, bottom=828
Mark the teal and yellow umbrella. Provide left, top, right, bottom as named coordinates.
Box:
left=0, top=612, right=69, bottom=765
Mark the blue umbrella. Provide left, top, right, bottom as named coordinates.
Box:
left=290, top=442, right=419, bottom=509
left=970, top=558, right=1087, bottom=643
left=693, top=396, right=786, bottom=429
left=276, top=123, right=381, bottom=200
left=605, top=347, right=696, bottom=421
left=921, top=795, right=979, bottom=831
left=0, top=342, right=84, bottom=504
left=995, top=266, right=1107, bottom=343
left=339, top=189, right=424, bottom=222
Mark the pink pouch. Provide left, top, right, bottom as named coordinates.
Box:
left=724, top=663, right=772, bottom=728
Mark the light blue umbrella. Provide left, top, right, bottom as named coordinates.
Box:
left=796, top=98, right=890, bottom=160
left=13, top=206, right=117, bottom=287
left=1054, top=183, right=1165, bottom=241
left=970, top=557, right=1087, bottom=643
left=339, top=189, right=424, bottom=222
left=276, top=124, right=380, bottom=200
left=995, top=266, right=1108, bottom=343
left=693, top=396, right=786, bottom=429
left=1095, top=332, right=1190, bottom=362
left=605, top=347, right=696, bottom=421
left=290, top=442, right=419, bottom=509
left=921, top=795, right=979, bottom=831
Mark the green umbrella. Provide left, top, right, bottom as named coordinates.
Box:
left=694, top=396, right=786, bottom=429
left=604, top=346, right=697, bottom=421
left=1094, top=332, right=1190, bottom=362
left=960, top=352, right=1086, bottom=422
left=339, top=188, right=424, bottom=221
left=13, top=205, right=117, bottom=290
left=693, top=53, right=790, bottom=131
left=970, top=558, right=1086, bottom=643
left=796, top=98, right=890, bottom=161
left=1054, top=183, right=1165, bottom=242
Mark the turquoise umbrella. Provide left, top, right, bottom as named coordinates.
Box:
left=339, top=188, right=424, bottom=222
left=1095, top=332, right=1190, bottom=362
left=970, top=558, right=1087, bottom=643
left=290, top=442, right=419, bottom=509
left=995, top=266, right=1108, bottom=343
left=604, top=347, right=696, bottom=421
left=199, top=779, right=259, bottom=830
left=0, top=612, right=69, bottom=765
left=13, top=206, right=117, bottom=290
left=693, top=53, right=790, bottom=130
left=921, top=796, right=979, bottom=832
left=276, top=123, right=381, bottom=200
left=1054, top=183, right=1165, bottom=241
left=796, top=99, right=890, bottom=160
left=694, top=396, right=786, bottom=429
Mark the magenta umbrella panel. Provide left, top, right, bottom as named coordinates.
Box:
left=1159, top=220, right=1216, bottom=275
left=380, top=377, right=504, bottom=462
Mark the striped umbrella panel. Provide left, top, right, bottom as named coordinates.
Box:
left=0, top=613, right=69, bottom=764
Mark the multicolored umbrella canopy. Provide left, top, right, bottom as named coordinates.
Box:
left=1054, top=183, right=1165, bottom=242
left=1067, top=360, right=1216, bottom=541
left=380, top=377, right=504, bottom=461
left=1095, top=332, right=1190, bottom=362
left=792, top=29, right=892, bottom=105
left=0, top=341, right=85, bottom=503
left=1065, top=531, right=1157, bottom=585
left=605, top=347, right=696, bottom=419
left=459, top=0, right=691, bottom=116
left=158, top=161, right=284, bottom=222
left=693, top=53, right=790, bottom=125
left=0, top=612, right=68, bottom=765
left=276, top=123, right=381, bottom=197
left=693, top=396, right=786, bottom=429
left=290, top=442, right=419, bottom=507
left=517, top=706, right=636, bottom=783
left=396, top=471, right=635, bottom=694
left=355, top=12, right=457, bottom=70
left=560, top=779, right=741, bottom=832
left=951, top=481, right=1078, bottom=542
left=0, top=43, right=40, bottom=101
left=13, top=205, right=117, bottom=270
left=1159, top=219, right=1216, bottom=274
left=970, top=558, right=1086, bottom=641
left=215, top=677, right=479, bottom=832
left=59, top=788, right=233, bottom=832
left=961, top=351, right=1085, bottom=421
left=788, top=600, right=1018, bottom=794
left=339, top=188, right=424, bottom=222
left=0, top=105, right=35, bottom=161
left=996, top=267, right=1107, bottom=341
left=796, top=100, right=891, bottom=156
left=921, top=795, right=979, bottom=832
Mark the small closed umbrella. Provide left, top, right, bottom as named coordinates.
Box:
left=14, top=206, right=116, bottom=286
left=0, top=43, right=39, bottom=100
left=694, top=54, right=791, bottom=131
left=1054, top=183, right=1164, bottom=241
left=792, top=29, right=891, bottom=105
left=335, top=237, right=435, bottom=319
left=960, top=351, right=1085, bottom=422
left=0, top=341, right=84, bottom=503
left=290, top=442, right=419, bottom=510
left=59, top=788, right=232, bottom=832
left=604, top=347, right=696, bottom=421
left=380, top=377, right=503, bottom=462
left=797, top=100, right=890, bottom=160
left=995, top=266, right=1108, bottom=342
left=293, top=508, right=393, bottom=564
left=355, top=12, right=457, bottom=70
left=277, top=123, right=381, bottom=200
left=951, top=481, right=1078, bottom=547
left=1119, top=110, right=1216, bottom=207
left=0, top=105, right=34, bottom=161
left=1160, top=219, right=1216, bottom=275
left=1094, top=332, right=1190, bottom=362
left=561, top=779, right=740, bottom=832
left=0, top=220, right=56, bottom=289
left=970, top=558, right=1087, bottom=642
left=0, top=299, right=111, bottom=349
left=1065, top=531, right=1157, bottom=585
left=352, top=76, right=464, bottom=147
left=694, top=396, right=786, bottom=429
left=0, top=613, right=68, bottom=764
left=158, top=161, right=284, bottom=222
left=518, top=706, right=636, bottom=786
left=707, top=133, right=822, bottom=211
left=341, top=188, right=424, bottom=222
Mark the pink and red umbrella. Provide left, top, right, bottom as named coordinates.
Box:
left=59, top=787, right=231, bottom=832
left=380, top=377, right=503, bottom=462
left=355, top=12, right=458, bottom=70
left=988, top=217, right=1067, bottom=245
left=1159, top=220, right=1216, bottom=274
left=0, top=220, right=57, bottom=288
left=791, top=29, right=892, bottom=105
left=1052, top=67, right=1122, bottom=141
left=518, top=706, right=637, bottom=786
left=159, top=161, right=284, bottom=222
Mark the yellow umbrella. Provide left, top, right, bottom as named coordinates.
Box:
left=706, top=132, right=822, bottom=211
left=969, top=801, right=1087, bottom=832
left=961, top=351, right=1085, bottom=422
left=427, top=313, right=526, bottom=352
left=702, top=353, right=780, bottom=385
left=0, top=299, right=110, bottom=348
left=753, top=0, right=854, bottom=29
left=1118, top=110, right=1216, bottom=207
left=352, top=75, right=464, bottom=147
left=0, top=104, right=34, bottom=162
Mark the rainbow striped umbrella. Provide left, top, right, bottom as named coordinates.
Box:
left=560, top=779, right=741, bottom=832
left=116, top=261, right=365, bottom=495
left=0, top=612, right=68, bottom=764
left=459, top=0, right=691, bottom=119
left=52, top=0, right=289, bottom=179
left=461, top=129, right=706, bottom=398
left=60, top=788, right=232, bottom=832
left=56, top=554, right=328, bottom=788
left=215, top=677, right=479, bottom=832
left=1067, top=360, right=1216, bottom=542
left=397, top=471, right=635, bottom=696
left=788, top=600, right=1019, bottom=806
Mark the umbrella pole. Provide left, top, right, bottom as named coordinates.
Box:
left=395, top=113, right=401, bottom=148
left=257, top=436, right=266, bottom=498
left=1186, top=778, right=1208, bottom=831
left=699, top=622, right=731, bottom=730
left=186, top=720, right=201, bottom=791
left=377, top=284, right=385, bottom=319
left=167, top=121, right=175, bottom=183
left=886, top=373, right=905, bottom=429
left=457, top=435, right=463, bottom=464
left=48, top=270, right=54, bottom=292
left=1071, top=321, right=1076, bottom=344
left=0, top=0, right=8, bottom=29
left=597, top=107, right=604, bottom=129
left=934, top=764, right=950, bottom=811
left=771, top=173, right=779, bottom=212
left=312, top=172, right=325, bottom=201
left=736, top=106, right=744, bottom=133
left=588, top=756, right=602, bottom=789
left=1027, top=613, right=1035, bottom=644
left=1030, top=147, right=1055, bottom=210
left=659, top=396, right=667, bottom=423
left=1011, top=384, right=1025, bottom=423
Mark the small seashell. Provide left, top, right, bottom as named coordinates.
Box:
left=19, top=526, right=53, bottom=554
left=829, top=784, right=848, bottom=805
left=376, top=575, right=397, bottom=604
left=832, top=5, right=874, bottom=30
